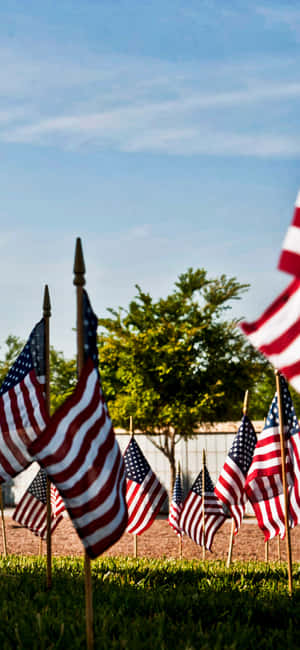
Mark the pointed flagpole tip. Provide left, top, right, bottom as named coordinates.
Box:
left=43, top=285, right=51, bottom=318
left=177, top=460, right=181, bottom=474
left=202, top=449, right=206, bottom=465
left=73, top=237, right=86, bottom=286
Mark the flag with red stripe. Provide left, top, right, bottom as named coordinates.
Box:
left=13, top=468, right=64, bottom=539
left=168, top=467, right=184, bottom=536
left=278, top=190, right=300, bottom=277
left=124, top=437, right=167, bottom=535
left=214, top=415, right=256, bottom=534
left=244, top=377, right=299, bottom=540
left=179, top=465, right=227, bottom=550
left=0, top=319, right=48, bottom=482
left=240, top=278, right=300, bottom=393
left=28, top=291, right=128, bottom=559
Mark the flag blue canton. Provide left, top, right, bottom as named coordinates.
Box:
left=28, top=468, right=48, bottom=505
left=83, top=290, right=99, bottom=368
left=265, top=376, right=299, bottom=437
left=228, top=415, right=257, bottom=476
left=172, top=472, right=183, bottom=505
left=0, top=319, right=45, bottom=395
left=192, top=466, right=215, bottom=495
left=124, top=437, right=150, bottom=484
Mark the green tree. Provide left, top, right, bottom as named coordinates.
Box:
left=98, top=268, right=265, bottom=497
left=0, top=335, right=76, bottom=413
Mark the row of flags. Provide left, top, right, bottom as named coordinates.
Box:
left=13, top=368, right=300, bottom=555
left=7, top=319, right=300, bottom=553
left=4, top=191, right=300, bottom=557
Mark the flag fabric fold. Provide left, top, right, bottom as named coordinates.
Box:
left=245, top=378, right=300, bottom=541
left=123, top=436, right=167, bottom=535
left=214, top=415, right=256, bottom=534
left=240, top=278, right=300, bottom=393
left=278, top=190, right=300, bottom=278
left=13, top=468, right=65, bottom=539
left=0, top=319, right=48, bottom=483
left=168, top=468, right=184, bottom=536
left=29, top=290, right=128, bottom=559
left=179, top=465, right=227, bottom=550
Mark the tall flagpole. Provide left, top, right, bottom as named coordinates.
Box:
left=226, top=390, right=249, bottom=569
left=73, top=238, right=94, bottom=650
left=0, top=487, right=7, bottom=556
left=202, top=449, right=206, bottom=561
left=275, top=370, right=293, bottom=595
left=130, top=417, right=138, bottom=558
left=43, top=285, right=52, bottom=590
left=178, top=461, right=183, bottom=559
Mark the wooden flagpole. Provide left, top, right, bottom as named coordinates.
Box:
left=178, top=461, right=183, bottom=559
left=130, top=417, right=138, bottom=558
left=43, top=285, right=52, bottom=590
left=277, top=536, right=281, bottom=562
left=226, top=520, right=234, bottom=569
left=226, top=390, right=249, bottom=568
left=202, top=449, right=206, bottom=561
left=265, top=540, right=269, bottom=563
left=275, top=370, right=293, bottom=594
left=74, top=238, right=94, bottom=650
left=0, top=487, right=7, bottom=556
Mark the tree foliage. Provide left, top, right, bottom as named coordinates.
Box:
left=98, top=268, right=266, bottom=494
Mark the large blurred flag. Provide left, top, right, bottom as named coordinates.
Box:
left=240, top=279, right=300, bottom=393
left=124, top=437, right=167, bottom=535
left=29, top=290, right=128, bottom=559
left=214, top=415, right=256, bottom=534
left=179, top=466, right=227, bottom=550
left=0, top=320, right=48, bottom=483
left=168, top=467, right=184, bottom=536
left=278, top=190, right=300, bottom=277
left=13, top=468, right=65, bottom=539
left=245, top=377, right=300, bottom=540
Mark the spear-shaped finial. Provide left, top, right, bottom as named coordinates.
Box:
left=177, top=460, right=181, bottom=474
left=73, top=237, right=86, bottom=286
left=243, top=390, right=249, bottom=416
left=43, top=284, right=51, bottom=318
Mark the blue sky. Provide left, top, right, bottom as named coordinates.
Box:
left=0, top=0, right=299, bottom=357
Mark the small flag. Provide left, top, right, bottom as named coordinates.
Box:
left=278, top=190, right=300, bottom=277
left=179, top=466, right=227, bottom=550
left=214, top=415, right=257, bottom=534
left=29, top=291, right=128, bottom=559
left=0, top=320, right=48, bottom=483
left=240, top=278, right=300, bottom=393
left=13, top=468, right=65, bottom=539
left=245, top=377, right=297, bottom=540
left=124, top=437, right=167, bottom=535
left=168, top=468, right=184, bottom=536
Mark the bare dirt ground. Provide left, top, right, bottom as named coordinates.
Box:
left=3, top=512, right=300, bottom=562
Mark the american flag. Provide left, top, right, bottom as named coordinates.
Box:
left=240, top=278, right=300, bottom=394
left=13, top=468, right=65, bottom=539
left=214, top=415, right=256, bottom=534
left=179, top=466, right=227, bottom=550
left=278, top=190, right=300, bottom=278
left=0, top=320, right=48, bottom=483
left=245, top=377, right=298, bottom=540
left=29, top=290, right=128, bottom=559
left=124, top=437, right=167, bottom=535
left=168, top=468, right=184, bottom=536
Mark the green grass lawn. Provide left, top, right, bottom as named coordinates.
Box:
left=0, top=556, right=299, bottom=649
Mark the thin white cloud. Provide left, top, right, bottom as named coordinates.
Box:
left=257, top=5, right=300, bottom=32
left=1, top=41, right=300, bottom=157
